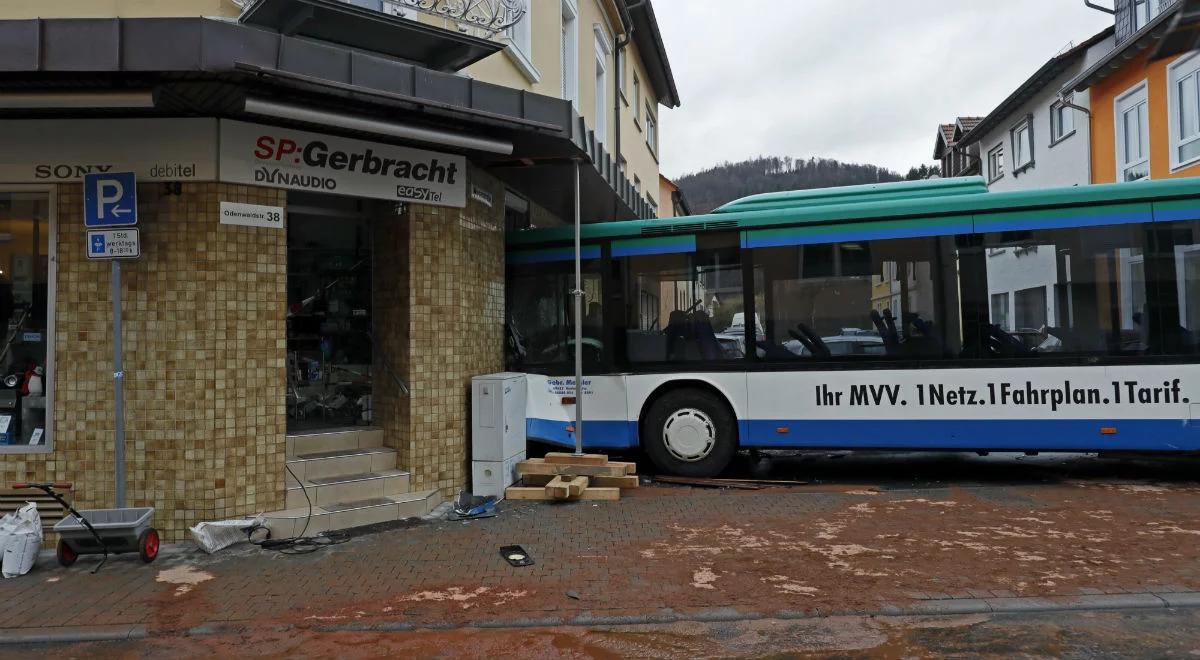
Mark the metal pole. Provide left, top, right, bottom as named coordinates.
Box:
left=112, top=259, right=126, bottom=508
left=572, top=160, right=584, bottom=457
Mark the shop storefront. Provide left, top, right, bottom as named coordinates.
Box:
left=0, top=9, right=651, bottom=540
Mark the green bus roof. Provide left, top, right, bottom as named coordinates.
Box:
left=506, top=175, right=1200, bottom=247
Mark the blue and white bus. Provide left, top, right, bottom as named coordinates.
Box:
left=505, top=176, right=1200, bottom=477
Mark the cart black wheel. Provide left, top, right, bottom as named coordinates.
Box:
left=57, top=540, right=78, bottom=567
left=139, top=528, right=160, bottom=563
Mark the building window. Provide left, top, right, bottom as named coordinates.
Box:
left=1050, top=97, right=1076, bottom=145
left=990, top=292, right=1011, bottom=331
left=634, top=175, right=641, bottom=193
left=1170, top=54, right=1200, bottom=169
left=507, top=5, right=532, bottom=64
left=594, top=28, right=610, bottom=146
left=987, top=143, right=1004, bottom=182
left=0, top=190, right=52, bottom=452
left=647, top=196, right=659, bottom=218
left=645, top=103, right=658, bottom=154
left=1134, top=0, right=1164, bottom=31
left=616, top=49, right=626, bottom=103
left=633, top=74, right=642, bottom=131
left=1010, top=116, right=1034, bottom=174
left=1117, top=82, right=1151, bottom=181
left=561, top=1, right=579, bottom=106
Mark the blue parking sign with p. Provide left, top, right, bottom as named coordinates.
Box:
left=83, top=171, right=137, bottom=227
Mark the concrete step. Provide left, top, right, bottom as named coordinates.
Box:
left=286, top=427, right=385, bottom=458
left=262, top=489, right=440, bottom=538
left=285, top=469, right=411, bottom=509
left=286, top=446, right=397, bottom=484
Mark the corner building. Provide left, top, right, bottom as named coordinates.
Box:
left=0, top=0, right=678, bottom=540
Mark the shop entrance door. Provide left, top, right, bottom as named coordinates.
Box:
left=286, top=193, right=375, bottom=432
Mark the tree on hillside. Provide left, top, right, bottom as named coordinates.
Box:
left=674, top=156, right=904, bottom=214
left=904, top=164, right=939, bottom=181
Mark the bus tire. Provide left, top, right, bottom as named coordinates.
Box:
left=643, top=388, right=736, bottom=478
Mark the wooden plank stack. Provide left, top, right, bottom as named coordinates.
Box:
left=505, top=453, right=639, bottom=501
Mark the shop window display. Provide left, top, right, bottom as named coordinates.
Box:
left=0, top=192, right=50, bottom=447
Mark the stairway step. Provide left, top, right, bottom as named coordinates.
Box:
left=286, top=446, right=397, bottom=483
left=261, top=490, right=441, bottom=537
left=286, top=427, right=385, bottom=457
left=285, top=469, right=411, bottom=509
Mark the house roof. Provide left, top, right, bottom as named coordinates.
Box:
left=957, top=116, right=984, bottom=134
left=625, top=0, right=681, bottom=108
left=1066, top=8, right=1179, bottom=92
left=933, top=117, right=981, bottom=158
left=959, top=27, right=1114, bottom=146
left=934, top=123, right=957, bottom=158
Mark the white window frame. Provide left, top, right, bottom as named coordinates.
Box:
left=1049, top=97, right=1076, bottom=146
left=1009, top=115, right=1034, bottom=174
left=987, top=143, right=1005, bottom=182
left=645, top=102, right=658, bottom=155
left=560, top=0, right=579, bottom=107
left=503, top=3, right=540, bottom=84
left=633, top=73, right=642, bottom=131
left=593, top=25, right=611, bottom=146
left=0, top=184, right=56, bottom=456
left=1133, top=0, right=1163, bottom=31
left=1115, top=80, right=1151, bottom=182
left=1169, top=52, right=1200, bottom=171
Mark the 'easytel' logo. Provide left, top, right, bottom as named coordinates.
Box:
left=253, top=135, right=458, bottom=184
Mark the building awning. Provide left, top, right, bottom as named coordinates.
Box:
left=239, top=0, right=503, bottom=72
left=0, top=15, right=655, bottom=223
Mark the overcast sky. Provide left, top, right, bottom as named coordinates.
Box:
left=654, top=1, right=1113, bottom=178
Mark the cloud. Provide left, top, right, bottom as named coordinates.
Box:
left=654, top=0, right=1113, bottom=177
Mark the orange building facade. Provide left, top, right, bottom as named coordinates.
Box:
left=1088, top=50, right=1200, bottom=183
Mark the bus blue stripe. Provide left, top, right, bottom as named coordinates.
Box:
left=527, top=417, right=1200, bottom=452
left=527, top=418, right=639, bottom=449
left=744, top=419, right=1200, bottom=451
left=742, top=222, right=970, bottom=248
left=507, top=245, right=601, bottom=264
left=1153, top=206, right=1200, bottom=222
left=530, top=420, right=1200, bottom=456
left=974, top=211, right=1153, bottom=233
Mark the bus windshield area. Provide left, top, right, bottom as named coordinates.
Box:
left=506, top=219, right=1200, bottom=372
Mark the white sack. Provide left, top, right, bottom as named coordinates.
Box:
left=190, top=515, right=262, bottom=554
left=2, top=503, right=41, bottom=578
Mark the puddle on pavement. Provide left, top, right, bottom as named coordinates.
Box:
left=155, top=565, right=214, bottom=596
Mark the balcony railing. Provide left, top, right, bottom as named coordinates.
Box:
left=375, top=0, right=526, bottom=35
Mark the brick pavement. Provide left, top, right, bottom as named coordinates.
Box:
left=2, top=481, right=1200, bottom=640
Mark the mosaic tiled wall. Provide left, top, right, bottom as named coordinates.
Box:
left=0, top=183, right=287, bottom=541
left=374, top=167, right=506, bottom=498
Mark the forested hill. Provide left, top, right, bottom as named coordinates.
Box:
left=674, top=156, right=929, bottom=215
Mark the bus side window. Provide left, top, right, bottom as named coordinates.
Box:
left=974, top=223, right=1172, bottom=359
left=622, top=234, right=746, bottom=363
left=754, top=238, right=946, bottom=362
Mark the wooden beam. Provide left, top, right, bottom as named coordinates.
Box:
left=517, top=459, right=629, bottom=477
left=505, top=486, right=620, bottom=501
left=544, top=452, right=610, bottom=465
left=523, top=474, right=639, bottom=489
left=545, top=475, right=589, bottom=499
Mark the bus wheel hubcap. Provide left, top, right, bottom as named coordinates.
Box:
left=663, top=408, right=716, bottom=462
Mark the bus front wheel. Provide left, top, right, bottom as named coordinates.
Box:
left=643, top=388, right=736, bottom=478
